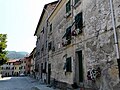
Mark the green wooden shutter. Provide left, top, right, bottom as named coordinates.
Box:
left=75, top=12, right=83, bottom=29
left=66, top=0, right=71, bottom=13
left=66, top=57, right=72, bottom=72
left=75, top=0, right=79, bottom=5
left=50, top=24, right=52, bottom=32
left=66, top=26, right=71, bottom=40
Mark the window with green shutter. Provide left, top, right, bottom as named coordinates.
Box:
left=48, top=42, right=52, bottom=51
left=75, top=0, right=80, bottom=5
left=75, top=12, right=83, bottom=29
left=66, top=57, right=72, bottom=72
left=66, top=26, right=71, bottom=45
left=66, top=26, right=71, bottom=40
left=50, top=24, right=52, bottom=32
left=66, top=0, right=71, bottom=13
left=62, top=26, right=71, bottom=46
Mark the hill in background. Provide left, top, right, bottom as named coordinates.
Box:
left=7, top=51, right=29, bottom=59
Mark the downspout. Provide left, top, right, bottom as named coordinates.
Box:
left=109, top=0, right=120, bottom=78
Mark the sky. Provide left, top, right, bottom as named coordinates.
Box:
left=0, top=0, right=56, bottom=53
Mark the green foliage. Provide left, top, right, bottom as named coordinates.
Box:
left=0, top=34, right=8, bottom=65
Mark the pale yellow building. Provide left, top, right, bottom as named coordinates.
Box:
left=13, top=60, right=21, bottom=76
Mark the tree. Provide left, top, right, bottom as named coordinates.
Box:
left=0, top=34, right=8, bottom=65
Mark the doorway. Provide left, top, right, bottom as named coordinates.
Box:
left=76, top=50, right=83, bottom=82
left=48, top=63, right=51, bottom=84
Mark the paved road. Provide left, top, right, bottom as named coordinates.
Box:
left=0, top=77, right=39, bottom=90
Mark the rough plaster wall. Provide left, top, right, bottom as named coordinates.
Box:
left=49, top=1, right=75, bottom=84
left=35, top=4, right=57, bottom=79
left=82, top=0, right=120, bottom=89
left=113, top=0, right=120, bottom=27
left=48, top=0, right=120, bottom=89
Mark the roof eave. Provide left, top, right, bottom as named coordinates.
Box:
left=34, top=1, right=59, bottom=36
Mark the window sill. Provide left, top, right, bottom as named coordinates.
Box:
left=65, top=11, right=72, bottom=18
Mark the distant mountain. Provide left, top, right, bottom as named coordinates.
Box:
left=7, top=51, right=29, bottom=59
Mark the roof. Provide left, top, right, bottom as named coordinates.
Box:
left=7, top=60, right=17, bottom=63
left=14, top=61, right=21, bottom=65
left=34, top=1, right=58, bottom=36
left=47, top=0, right=62, bottom=21
left=30, top=47, right=36, bottom=56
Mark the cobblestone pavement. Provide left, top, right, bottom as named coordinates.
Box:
left=0, top=77, right=39, bottom=90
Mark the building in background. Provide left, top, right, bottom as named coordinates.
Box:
left=34, top=1, right=58, bottom=82
left=13, top=60, right=21, bottom=76
left=0, top=51, right=35, bottom=77
left=24, top=56, right=31, bottom=75
left=1, top=59, right=17, bottom=77
left=29, top=47, right=36, bottom=78
left=19, top=58, right=26, bottom=75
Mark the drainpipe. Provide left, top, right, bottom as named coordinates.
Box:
left=109, top=0, right=120, bottom=78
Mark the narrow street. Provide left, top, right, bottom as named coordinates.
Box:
left=0, top=77, right=39, bottom=90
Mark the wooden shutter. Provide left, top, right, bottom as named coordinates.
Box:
left=75, top=0, right=79, bottom=5
left=75, top=12, right=83, bottom=29
left=66, top=0, right=71, bottom=13
left=66, top=57, right=72, bottom=72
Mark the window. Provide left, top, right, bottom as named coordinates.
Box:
left=66, top=26, right=71, bottom=40
left=48, top=42, right=52, bottom=51
left=75, top=0, right=80, bottom=5
left=37, top=51, right=40, bottom=55
left=41, top=45, right=44, bottom=51
left=64, top=57, right=72, bottom=72
left=28, top=59, right=30, bottom=62
left=41, top=27, right=44, bottom=33
left=62, top=26, right=71, bottom=46
left=50, top=24, right=52, bottom=32
left=44, top=62, right=47, bottom=71
left=75, top=12, right=83, bottom=30
left=41, top=63, right=43, bottom=70
left=66, top=26, right=71, bottom=45
left=66, top=0, right=71, bottom=13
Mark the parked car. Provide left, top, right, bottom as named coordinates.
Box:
left=20, top=73, right=25, bottom=77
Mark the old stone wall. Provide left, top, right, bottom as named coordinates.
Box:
left=48, top=0, right=75, bottom=85
left=47, top=0, right=120, bottom=89
left=81, top=0, right=120, bottom=89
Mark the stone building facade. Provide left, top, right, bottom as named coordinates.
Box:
left=35, top=0, right=120, bottom=89
left=34, top=1, right=58, bottom=83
